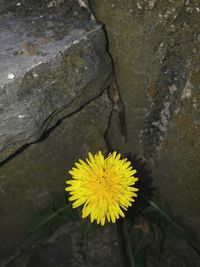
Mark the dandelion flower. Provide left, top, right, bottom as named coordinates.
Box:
left=65, top=151, right=139, bottom=225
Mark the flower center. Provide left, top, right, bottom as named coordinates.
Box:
left=96, top=167, right=117, bottom=193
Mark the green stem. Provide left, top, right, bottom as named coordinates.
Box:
left=117, top=220, right=131, bottom=267
left=123, top=219, right=135, bottom=267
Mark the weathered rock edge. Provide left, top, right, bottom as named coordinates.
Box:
left=0, top=21, right=112, bottom=163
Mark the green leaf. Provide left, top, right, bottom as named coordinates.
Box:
left=29, top=197, right=77, bottom=240
left=148, top=200, right=200, bottom=254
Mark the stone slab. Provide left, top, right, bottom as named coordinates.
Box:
left=3, top=223, right=119, bottom=267
left=0, top=0, right=112, bottom=162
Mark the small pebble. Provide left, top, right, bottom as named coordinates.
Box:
left=7, top=73, right=15, bottom=80
left=33, top=73, right=38, bottom=78
left=18, top=115, right=25, bottom=119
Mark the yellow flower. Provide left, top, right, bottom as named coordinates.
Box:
left=65, top=151, right=139, bottom=225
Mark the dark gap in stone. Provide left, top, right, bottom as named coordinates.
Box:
left=99, top=23, right=128, bottom=147
left=0, top=80, right=112, bottom=168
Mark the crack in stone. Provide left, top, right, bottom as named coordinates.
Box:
left=0, top=77, right=112, bottom=168
left=104, top=77, right=128, bottom=152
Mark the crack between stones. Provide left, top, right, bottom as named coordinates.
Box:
left=104, top=77, right=128, bottom=152
left=103, top=53, right=128, bottom=152
left=86, top=0, right=128, bottom=152
left=0, top=75, right=112, bottom=168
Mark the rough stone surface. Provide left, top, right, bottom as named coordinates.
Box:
left=0, top=0, right=112, bottom=162
left=1, top=0, right=200, bottom=265
left=3, top=223, right=119, bottom=267
left=89, top=0, right=200, bottom=250
left=0, top=90, right=112, bottom=260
